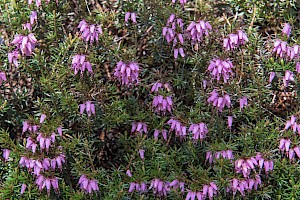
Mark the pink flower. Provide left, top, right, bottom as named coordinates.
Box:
left=8, top=50, right=20, bottom=67
left=287, top=45, right=299, bottom=60
left=79, top=101, right=96, bottom=117
left=20, top=183, right=27, bottom=195
left=223, top=30, right=248, bottom=50
left=273, top=39, right=287, bottom=58
left=152, top=95, right=173, bottom=114
left=125, top=12, right=137, bottom=23
left=22, top=23, right=32, bottom=31
left=114, top=61, right=139, bottom=85
left=207, top=90, right=231, bottom=112
left=11, top=33, right=37, bottom=56
left=149, top=179, right=169, bottom=197
left=228, top=116, right=233, bottom=129
left=78, top=175, right=99, bottom=193
left=239, top=97, right=248, bottom=110
left=0, top=71, right=7, bottom=85
left=282, top=23, right=292, bottom=37
left=167, top=118, right=187, bottom=137
left=207, top=58, right=234, bottom=83
left=78, top=20, right=102, bottom=45
left=3, top=149, right=11, bottom=161
left=139, top=149, right=145, bottom=160
left=40, top=114, right=46, bottom=124
left=186, top=20, right=212, bottom=43
left=126, top=169, right=132, bottom=177
left=71, top=54, right=93, bottom=76
left=154, top=129, right=168, bottom=141
left=131, top=122, right=148, bottom=136
left=188, top=122, right=208, bottom=141
left=30, top=11, right=38, bottom=24
left=283, top=70, right=294, bottom=87
left=269, top=72, right=276, bottom=83
left=296, top=62, right=300, bottom=73
left=285, top=115, right=299, bottom=133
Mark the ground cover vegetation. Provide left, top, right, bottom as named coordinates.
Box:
left=1, top=0, right=300, bottom=199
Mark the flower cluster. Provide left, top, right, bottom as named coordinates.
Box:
left=255, top=153, right=274, bottom=174
left=22, top=11, right=37, bottom=31
left=154, top=129, right=168, bottom=141
left=78, top=20, right=103, bottom=45
left=167, top=118, right=187, bottom=137
left=207, top=90, right=231, bottom=112
left=285, top=115, right=299, bottom=133
left=8, top=50, right=20, bottom=67
left=283, top=70, right=294, bottom=87
left=279, top=138, right=300, bottom=161
left=125, top=12, right=137, bottom=24
left=114, top=61, right=139, bottom=85
left=19, top=114, right=66, bottom=194
left=131, top=122, right=148, bottom=136
left=128, top=178, right=184, bottom=197
left=128, top=182, right=147, bottom=193
left=235, top=154, right=273, bottom=178
left=0, top=71, right=7, bottom=85
left=273, top=23, right=300, bottom=60
left=149, top=178, right=182, bottom=197
left=207, top=58, right=234, bottom=83
left=162, top=14, right=185, bottom=59
left=205, top=149, right=234, bottom=164
left=239, top=96, right=248, bottom=110
left=71, top=54, right=93, bottom=76
left=35, top=175, right=59, bottom=194
left=79, top=101, right=96, bottom=117
left=273, top=39, right=287, bottom=58
left=152, top=95, right=173, bottom=114
left=188, top=122, right=209, bottom=141
left=11, top=33, right=37, bottom=56
left=186, top=20, right=212, bottom=43
left=78, top=175, right=99, bottom=194
left=186, top=182, right=218, bottom=200
left=19, top=155, right=65, bottom=175
left=227, top=175, right=262, bottom=197
left=223, top=30, right=248, bottom=51
left=151, top=82, right=171, bottom=93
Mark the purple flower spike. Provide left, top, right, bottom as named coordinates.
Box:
left=114, top=61, right=139, bottom=85
left=207, top=90, right=231, bottom=112
left=207, top=58, right=234, bottom=83
left=78, top=20, right=102, bottom=45
left=186, top=20, right=212, bottom=43
left=273, top=39, right=287, bottom=58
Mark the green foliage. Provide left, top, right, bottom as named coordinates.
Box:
left=1, top=0, right=300, bottom=199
